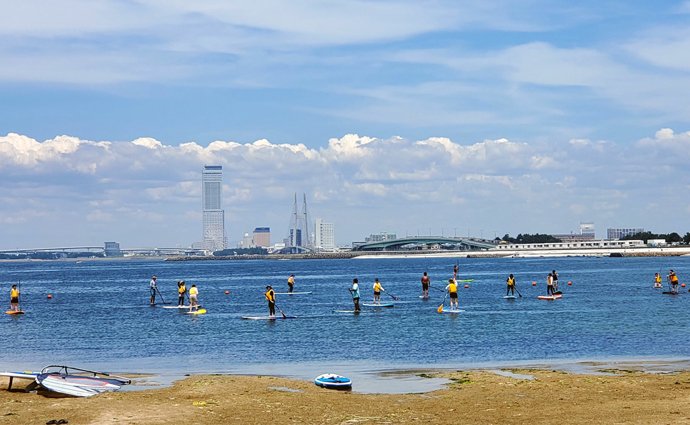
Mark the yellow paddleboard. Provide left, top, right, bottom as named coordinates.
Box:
left=5, top=310, right=25, bottom=315
left=187, top=308, right=207, bottom=315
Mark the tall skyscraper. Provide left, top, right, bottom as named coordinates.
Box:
left=202, top=165, right=227, bottom=252
left=314, top=218, right=335, bottom=251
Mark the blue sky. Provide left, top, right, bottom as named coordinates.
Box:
left=1, top=1, right=690, bottom=249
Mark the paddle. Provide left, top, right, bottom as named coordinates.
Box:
left=514, top=286, right=522, bottom=298
left=382, top=289, right=400, bottom=301
left=155, top=287, right=171, bottom=304
left=437, top=293, right=448, bottom=313
left=274, top=302, right=288, bottom=319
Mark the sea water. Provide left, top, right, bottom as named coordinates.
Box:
left=1, top=256, right=689, bottom=375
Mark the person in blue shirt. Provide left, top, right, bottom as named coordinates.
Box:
left=349, top=278, right=360, bottom=313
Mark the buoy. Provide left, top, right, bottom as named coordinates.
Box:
left=682, top=283, right=686, bottom=288
left=532, top=282, right=537, bottom=286
left=464, top=284, right=469, bottom=289
left=224, top=290, right=230, bottom=295
left=567, top=281, right=572, bottom=286
left=47, top=294, right=53, bottom=299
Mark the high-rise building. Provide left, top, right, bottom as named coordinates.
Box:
left=253, top=227, right=271, bottom=248
left=314, top=219, right=335, bottom=251
left=201, top=165, right=227, bottom=252
left=607, top=227, right=644, bottom=240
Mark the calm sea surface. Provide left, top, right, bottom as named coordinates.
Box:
left=1, top=256, right=689, bottom=373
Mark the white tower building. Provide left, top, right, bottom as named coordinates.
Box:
left=202, top=165, right=227, bottom=252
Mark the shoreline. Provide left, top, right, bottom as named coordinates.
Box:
left=3, top=358, right=690, bottom=424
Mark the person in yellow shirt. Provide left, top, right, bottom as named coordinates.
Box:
left=287, top=274, right=295, bottom=293
left=668, top=270, right=679, bottom=294
left=265, top=285, right=276, bottom=317
left=373, top=278, right=384, bottom=304
left=445, top=278, right=459, bottom=310
left=188, top=284, right=199, bottom=311
left=506, top=274, right=516, bottom=296
left=10, top=284, right=20, bottom=312
left=654, top=273, right=662, bottom=288
left=177, top=280, right=187, bottom=306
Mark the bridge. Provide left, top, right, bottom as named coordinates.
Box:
left=352, top=236, right=496, bottom=252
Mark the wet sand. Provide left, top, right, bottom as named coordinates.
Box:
left=2, top=368, right=690, bottom=424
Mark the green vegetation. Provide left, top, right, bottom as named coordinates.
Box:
left=621, top=231, right=688, bottom=244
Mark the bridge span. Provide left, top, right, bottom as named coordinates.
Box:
left=352, top=236, right=496, bottom=252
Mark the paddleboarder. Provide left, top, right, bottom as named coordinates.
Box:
left=654, top=272, right=663, bottom=288
left=445, top=278, right=459, bottom=311
left=453, top=263, right=459, bottom=279
left=551, top=270, right=559, bottom=292
left=373, top=278, right=384, bottom=304
left=265, top=285, right=276, bottom=317
left=546, top=272, right=555, bottom=296
left=287, top=274, right=295, bottom=293
left=189, top=284, right=199, bottom=311
left=149, top=275, right=158, bottom=305
left=421, top=272, right=430, bottom=299
left=668, top=270, right=679, bottom=294
left=349, top=278, right=361, bottom=313
left=177, top=280, right=187, bottom=306
left=506, top=274, right=516, bottom=296
left=9, top=284, right=20, bottom=312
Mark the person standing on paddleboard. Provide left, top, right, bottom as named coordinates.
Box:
left=453, top=264, right=459, bottom=279
left=287, top=274, right=295, bottom=293
left=189, top=284, right=199, bottom=311
left=149, top=276, right=158, bottom=305
left=546, top=273, right=555, bottom=296
left=551, top=270, right=559, bottom=292
left=506, top=274, right=516, bottom=296
left=421, top=272, right=430, bottom=299
left=9, top=284, right=20, bottom=312
left=654, top=273, right=662, bottom=288
left=349, top=278, right=361, bottom=313
left=177, top=280, right=187, bottom=306
left=668, top=270, right=679, bottom=294
left=445, top=278, right=459, bottom=311
left=265, top=285, right=276, bottom=317
left=373, top=278, right=384, bottom=305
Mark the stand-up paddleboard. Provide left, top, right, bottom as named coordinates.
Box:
left=361, top=302, right=394, bottom=308
left=504, top=295, right=517, bottom=299
left=537, top=295, right=562, bottom=300
left=241, top=315, right=297, bottom=320
left=5, top=310, right=24, bottom=315
left=419, top=295, right=430, bottom=300
left=186, top=309, right=207, bottom=315
left=662, top=291, right=680, bottom=295
left=162, top=305, right=193, bottom=309
left=456, top=279, right=474, bottom=283
left=441, top=309, right=465, bottom=314
left=274, top=291, right=313, bottom=295
left=314, top=374, right=352, bottom=390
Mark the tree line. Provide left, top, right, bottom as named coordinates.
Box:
left=621, top=231, right=690, bottom=244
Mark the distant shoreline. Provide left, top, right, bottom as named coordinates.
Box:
left=166, top=246, right=690, bottom=261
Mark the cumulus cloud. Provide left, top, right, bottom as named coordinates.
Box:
left=2, top=129, right=689, bottom=248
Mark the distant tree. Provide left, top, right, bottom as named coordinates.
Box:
left=667, top=232, right=682, bottom=243
left=501, top=233, right=561, bottom=244
left=683, top=232, right=690, bottom=245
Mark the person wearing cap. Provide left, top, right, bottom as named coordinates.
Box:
left=265, top=285, right=276, bottom=317
left=149, top=275, right=158, bottom=305
left=372, top=278, right=384, bottom=304
left=177, top=280, right=187, bottom=306
left=445, top=278, right=459, bottom=310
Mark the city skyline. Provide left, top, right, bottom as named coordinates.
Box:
left=1, top=2, right=690, bottom=248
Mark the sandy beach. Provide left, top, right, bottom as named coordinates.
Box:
left=2, top=367, right=690, bottom=425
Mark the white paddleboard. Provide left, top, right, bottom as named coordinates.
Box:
left=361, top=302, right=394, bottom=308
left=162, top=305, right=192, bottom=309
left=274, top=291, right=313, bottom=295
left=504, top=295, right=517, bottom=299
left=241, top=316, right=297, bottom=320
left=441, top=309, right=465, bottom=314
